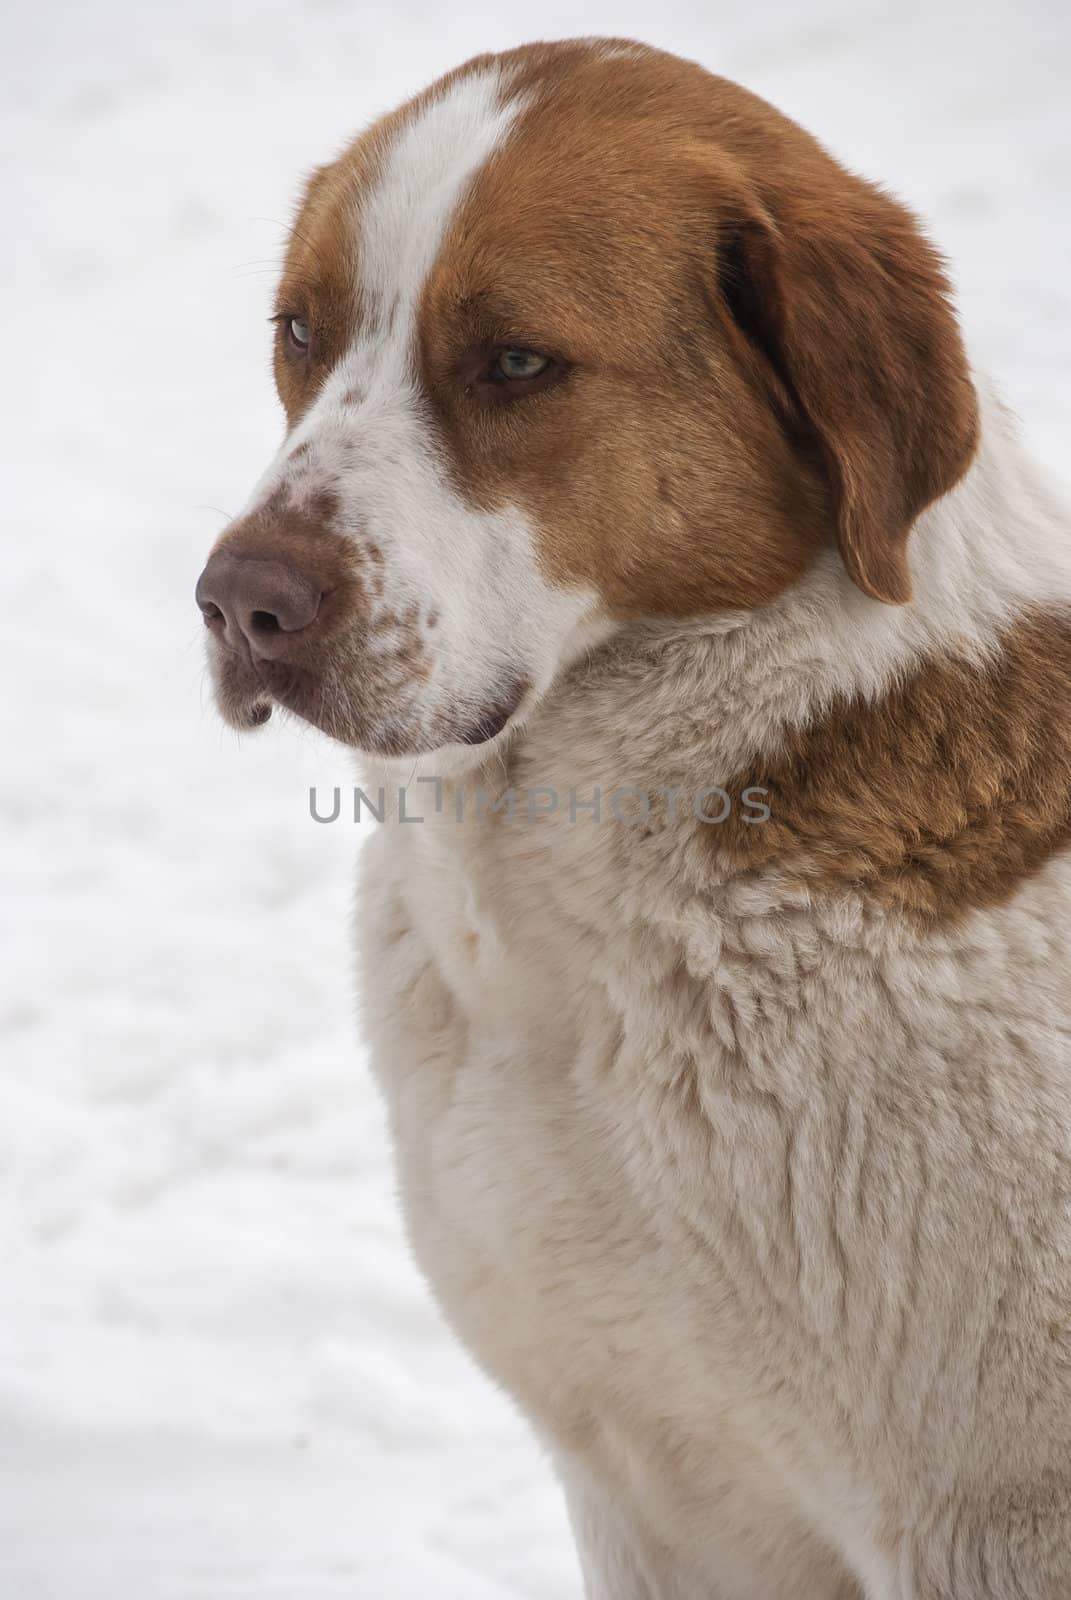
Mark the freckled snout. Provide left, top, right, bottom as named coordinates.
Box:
left=196, top=550, right=323, bottom=660
left=197, top=485, right=517, bottom=756
left=195, top=493, right=390, bottom=742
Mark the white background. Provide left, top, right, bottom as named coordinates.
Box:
left=2, top=1, right=1068, bottom=1594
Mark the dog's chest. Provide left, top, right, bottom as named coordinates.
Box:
left=360, top=817, right=693, bottom=1427
left=357, top=806, right=914, bottom=1464
left=360, top=810, right=1071, bottom=1488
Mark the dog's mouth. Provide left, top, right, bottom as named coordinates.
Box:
left=210, top=644, right=528, bottom=757
left=455, top=684, right=528, bottom=747
left=211, top=651, right=274, bottom=731
left=213, top=652, right=376, bottom=746
left=234, top=697, right=273, bottom=730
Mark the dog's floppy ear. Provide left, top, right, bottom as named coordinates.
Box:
left=716, top=192, right=979, bottom=604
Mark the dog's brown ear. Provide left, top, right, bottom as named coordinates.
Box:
left=716, top=192, right=979, bottom=604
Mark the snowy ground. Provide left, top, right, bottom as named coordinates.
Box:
left=1, top=1, right=1068, bottom=1595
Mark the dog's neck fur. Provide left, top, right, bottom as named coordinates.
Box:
left=637, top=382, right=1069, bottom=769
left=369, top=381, right=1071, bottom=867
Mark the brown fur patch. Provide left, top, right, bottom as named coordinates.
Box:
left=417, top=41, right=976, bottom=615
left=272, top=160, right=362, bottom=425
left=715, top=610, right=1071, bottom=923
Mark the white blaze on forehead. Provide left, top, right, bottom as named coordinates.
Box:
left=249, top=67, right=525, bottom=498
left=356, top=68, right=522, bottom=338
left=243, top=62, right=606, bottom=763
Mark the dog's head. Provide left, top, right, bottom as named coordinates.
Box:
left=196, top=39, right=977, bottom=760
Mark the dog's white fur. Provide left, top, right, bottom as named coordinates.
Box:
left=299, top=77, right=1071, bottom=1600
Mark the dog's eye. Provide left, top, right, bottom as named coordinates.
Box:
left=287, top=316, right=310, bottom=351
left=495, top=348, right=549, bottom=380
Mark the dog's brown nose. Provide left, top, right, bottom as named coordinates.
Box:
left=195, top=551, right=323, bottom=659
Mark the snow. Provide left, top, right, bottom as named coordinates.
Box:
left=1, top=0, right=1067, bottom=1594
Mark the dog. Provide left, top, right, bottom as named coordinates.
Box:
left=196, top=39, right=1071, bottom=1598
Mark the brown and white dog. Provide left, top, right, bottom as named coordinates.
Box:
left=196, top=39, right=1071, bottom=1599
